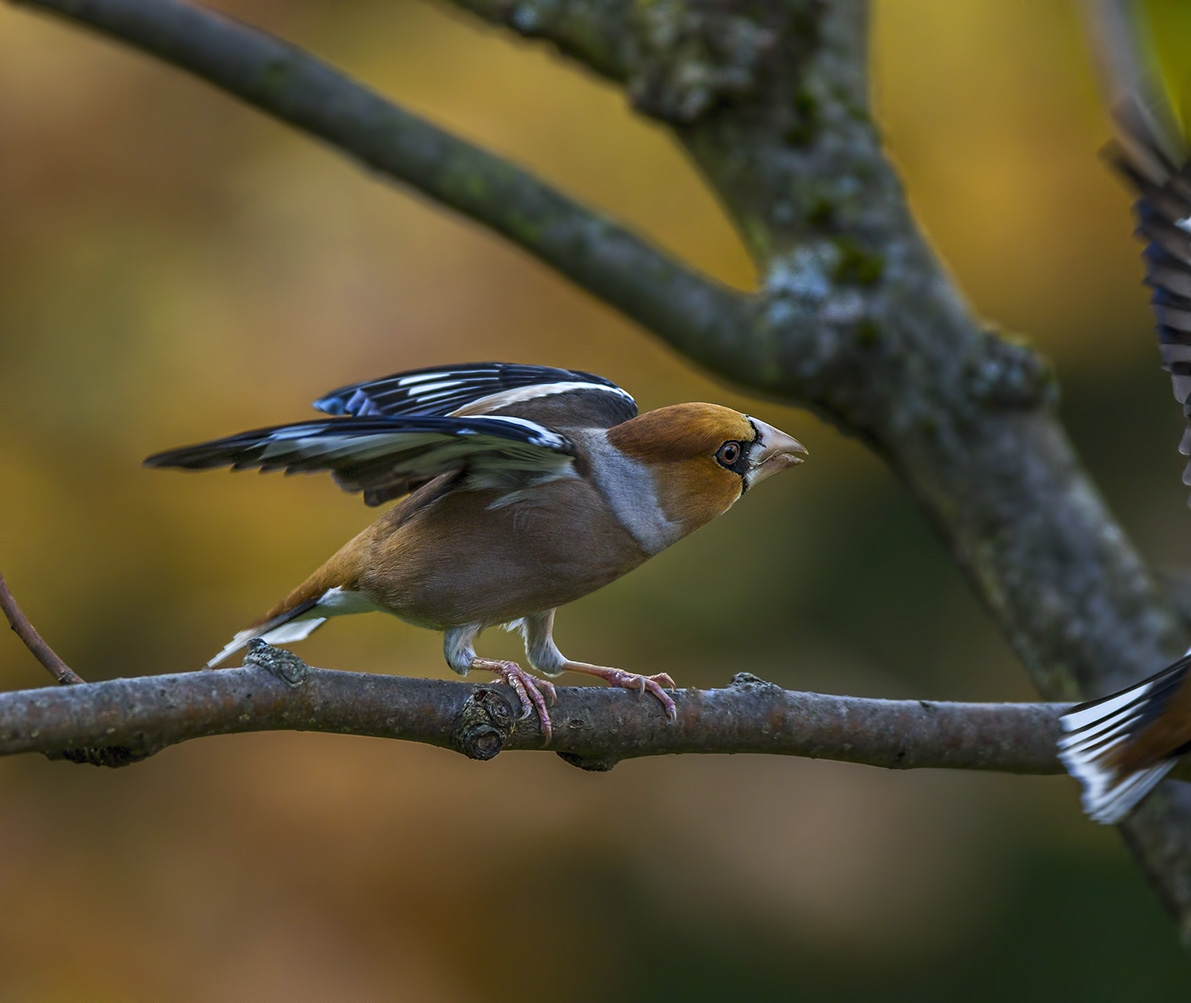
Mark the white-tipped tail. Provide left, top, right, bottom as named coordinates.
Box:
left=1058, top=674, right=1175, bottom=824
left=206, top=615, right=327, bottom=668
left=206, top=586, right=379, bottom=668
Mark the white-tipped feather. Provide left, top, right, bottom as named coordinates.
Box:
left=1059, top=682, right=1152, bottom=730
left=206, top=627, right=264, bottom=669
left=1086, top=764, right=1176, bottom=825
left=1063, top=709, right=1142, bottom=744
left=205, top=617, right=328, bottom=668
left=259, top=618, right=328, bottom=646
left=205, top=587, right=380, bottom=668
left=1059, top=676, right=1173, bottom=824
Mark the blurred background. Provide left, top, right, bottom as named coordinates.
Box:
left=3, top=0, right=1191, bottom=998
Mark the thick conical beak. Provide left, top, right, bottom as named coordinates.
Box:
left=745, top=417, right=808, bottom=488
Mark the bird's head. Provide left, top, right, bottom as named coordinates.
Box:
left=606, top=402, right=808, bottom=537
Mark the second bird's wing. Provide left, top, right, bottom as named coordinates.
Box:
left=1109, top=111, right=1191, bottom=485
left=145, top=414, right=577, bottom=506
left=1092, top=11, right=1191, bottom=498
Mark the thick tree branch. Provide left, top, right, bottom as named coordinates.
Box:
left=0, top=650, right=1069, bottom=775
left=11, top=0, right=1191, bottom=930
left=449, top=1, right=632, bottom=85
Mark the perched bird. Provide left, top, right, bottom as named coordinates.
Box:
left=146, top=362, right=808, bottom=740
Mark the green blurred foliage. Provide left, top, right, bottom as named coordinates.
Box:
left=2, top=0, right=1190, bottom=998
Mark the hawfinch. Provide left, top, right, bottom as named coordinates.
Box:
left=146, top=363, right=808, bottom=739
left=1058, top=100, right=1191, bottom=822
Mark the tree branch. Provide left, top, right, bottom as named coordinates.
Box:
left=0, top=644, right=1069, bottom=774
left=448, top=0, right=633, bottom=85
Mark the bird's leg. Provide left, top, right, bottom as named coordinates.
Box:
left=443, top=624, right=556, bottom=742
left=560, top=661, right=677, bottom=720
left=521, top=610, right=677, bottom=721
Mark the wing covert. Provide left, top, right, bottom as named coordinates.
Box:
left=313, top=362, right=636, bottom=428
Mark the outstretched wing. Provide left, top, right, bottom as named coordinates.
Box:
left=1109, top=112, right=1191, bottom=481
left=145, top=414, right=576, bottom=507
left=1092, top=13, right=1191, bottom=498
left=314, top=362, right=637, bottom=429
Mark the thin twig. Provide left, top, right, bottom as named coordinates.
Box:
left=0, top=571, right=85, bottom=685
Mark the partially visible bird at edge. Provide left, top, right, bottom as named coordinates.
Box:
left=1058, top=33, right=1191, bottom=822
left=146, top=363, right=809, bottom=742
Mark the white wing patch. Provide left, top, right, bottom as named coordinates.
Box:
left=449, top=381, right=637, bottom=417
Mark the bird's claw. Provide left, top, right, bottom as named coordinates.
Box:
left=471, top=658, right=555, bottom=743
left=614, top=670, right=678, bottom=721
left=564, top=663, right=678, bottom=721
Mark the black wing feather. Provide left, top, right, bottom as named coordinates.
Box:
left=1109, top=98, right=1191, bottom=497
left=146, top=415, right=576, bottom=506
left=313, top=362, right=636, bottom=427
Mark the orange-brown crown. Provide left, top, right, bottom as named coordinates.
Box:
left=606, top=403, right=756, bottom=534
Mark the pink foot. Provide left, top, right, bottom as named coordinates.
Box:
left=564, top=662, right=678, bottom=720
left=471, top=658, right=556, bottom=743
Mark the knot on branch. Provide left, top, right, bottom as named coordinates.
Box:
left=451, top=687, right=516, bottom=761
left=245, top=639, right=310, bottom=687
left=628, top=4, right=778, bottom=122
left=964, top=329, right=1055, bottom=410
left=729, top=671, right=782, bottom=691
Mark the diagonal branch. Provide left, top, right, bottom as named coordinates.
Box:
left=0, top=571, right=85, bottom=686
left=8, top=0, right=754, bottom=369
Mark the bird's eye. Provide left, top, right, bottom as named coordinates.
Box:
left=716, top=441, right=742, bottom=468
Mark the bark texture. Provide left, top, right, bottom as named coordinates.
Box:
left=1, top=655, right=1068, bottom=776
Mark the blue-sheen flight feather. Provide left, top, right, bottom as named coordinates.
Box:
left=313, top=362, right=636, bottom=426
left=145, top=414, right=576, bottom=506
left=1108, top=94, right=1191, bottom=498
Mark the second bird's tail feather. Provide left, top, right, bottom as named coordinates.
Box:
left=1058, top=658, right=1190, bottom=824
